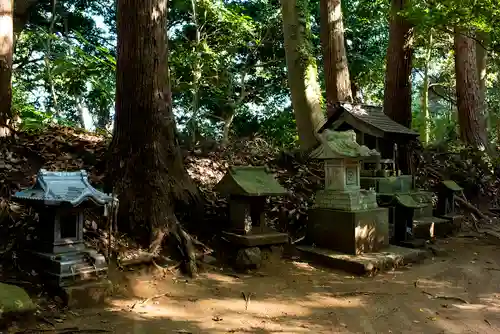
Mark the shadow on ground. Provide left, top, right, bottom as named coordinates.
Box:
left=17, top=237, right=500, bottom=333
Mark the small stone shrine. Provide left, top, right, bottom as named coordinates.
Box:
left=13, top=169, right=112, bottom=288
left=319, top=103, right=451, bottom=246
left=306, top=130, right=390, bottom=255
left=435, top=180, right=464, bottom=235
left=214, top=166, right=289, bottom=247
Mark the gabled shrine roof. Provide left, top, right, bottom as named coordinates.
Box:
left=442, top=180, right=463, bottom=192
left=214, top=166, right=287, bottom=197
left=319, top=103, right=419, bottom=138
left=310, top=130, right=380, bottom=160
left=13, top=169, right=113, bottom=206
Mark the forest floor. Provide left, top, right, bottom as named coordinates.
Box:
left=13, top=235, right=500, bottom=334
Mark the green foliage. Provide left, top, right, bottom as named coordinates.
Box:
left=9, top=0, right=500, bottom=151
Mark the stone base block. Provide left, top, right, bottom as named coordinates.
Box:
left=222, top=231, right=288, bottom=247
left=307, top=207, right=389, bottom=255
left=297, top=245, right=429, bottom=276
left=61, top=279, right=112, bottom=308
left=413, top=216, right=458, bottom=239
left=439, top=214, right=463, bottom=233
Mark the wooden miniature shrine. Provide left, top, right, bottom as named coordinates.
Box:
left=318, top=104, right=451, bottom=247
left=214, top=166, right=289, bottom=247
left=306, top=130, right=389, bottom=255
left=13, top=169, right=112, bottom=288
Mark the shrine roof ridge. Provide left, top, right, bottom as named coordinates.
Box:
left=13, top=169, right=113, bottom=207
left=319, top=103, right=419, bottom=138
left=310, top=130, right=380, bottom=160
left=214, top=166, right=287, bottom=197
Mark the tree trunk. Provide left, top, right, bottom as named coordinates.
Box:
left=189, top=0, right=201, bottom=145
left=280, top=0, right=325, bottom=151
left=383, top=0, right=414, bottom=174
left=454, top=28, right=488, bottom=150
left=0, top=0, right=14, bottom=137
left=320, top=0, right=352, bottom=112
left=476, top=32, right=489, bottom=131
left=420, top=30, right=432, bottom=145
left=111, top=0, right=198, bottom=276
left=221, top=111, right=234, bottom=147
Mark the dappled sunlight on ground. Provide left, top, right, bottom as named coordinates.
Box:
left=42, top=237, right=500, bottom=333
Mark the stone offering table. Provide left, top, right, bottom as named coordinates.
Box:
left=13, top=169, right=113, bottom=307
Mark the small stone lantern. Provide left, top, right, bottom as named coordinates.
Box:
left=214, top=166, right=289, bottom=247
left=13, top=169, right=113, bottom=287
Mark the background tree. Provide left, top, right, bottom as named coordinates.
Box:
left=454, top=29, right=488, bottom=150
left=0, top=0, right=14, bottom=136
left=319, top=0, right=352, bottom=113
left=110, top=0, right=198, bottom=275
left=280, top=0, right=324, bottom=151
left=383, top=0, right=414, bottom=173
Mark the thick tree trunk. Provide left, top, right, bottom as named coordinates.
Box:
left=320, top=0, right=352, bottom=112
left=383, top=0, right=414, bottom=174
left=454, top=28, right=488, bottom=150
left=111, top=0, right=198, bottom=276
left=280, top=0, right=325, bottom=151
left=0, top=0, right=14, bottom=137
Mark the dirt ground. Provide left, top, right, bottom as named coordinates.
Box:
left=14, top=236, right=500, bottom=333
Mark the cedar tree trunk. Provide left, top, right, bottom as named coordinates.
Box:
left=111, top=0, right=198, bottom=276
left=383, top=0, right=414, bottom=173
left=0, top=0, right=13, bottom=136
left=320, top=0, right=352, bottom=114
left=454, top=28, right=488, bottom=150
left=280, top=0, right=325, bottom=151
left=476, top=31, right=489, bottom=131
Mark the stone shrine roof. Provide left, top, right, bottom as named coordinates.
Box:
left=319, top=103, right=419, bottom=138
left=214, top=166, right=287, bottom=197
left=310, top=130, right=380, bottom=160
left=13, top=169, right=113, bottom=207
left=441, top=180, right=462, bottom=192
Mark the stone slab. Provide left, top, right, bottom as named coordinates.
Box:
left=296, top=245, right=429, bottom=276
left=61, top=279, right=112, bottom=308
left=222, top=231, right=288, bottom=247
left=413, top=216, right=458, bottom=239
left=307, top=207, right=389, bottom=255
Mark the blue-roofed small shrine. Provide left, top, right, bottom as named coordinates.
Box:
left=13, top=169, right=112, bottom=207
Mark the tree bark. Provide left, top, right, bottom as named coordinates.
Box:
left=111, top=0, right=198, bottom=276
left=476, top=32, right=489, bottom=131
left=420, top=30, right=432, bottom=145
left=320, top=0, right=352, bottom=113
left=383, top=0, right=414, bottom=174
left=280, top=0, right=325, bottom=151
left=189, top=0, right=201, bottom=144
left=0, top=0, right=13, bottom=136
left=454, top=28, right=488, bottom=150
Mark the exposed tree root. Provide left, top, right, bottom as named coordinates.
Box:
left=149, top=214, right=197, bottom=278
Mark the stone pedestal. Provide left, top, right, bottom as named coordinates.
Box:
left=23, top=248, right=108, bottom=287
left=307, top=207, right=389, bottom=255
left=61, top=279, right=112, bottom=308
